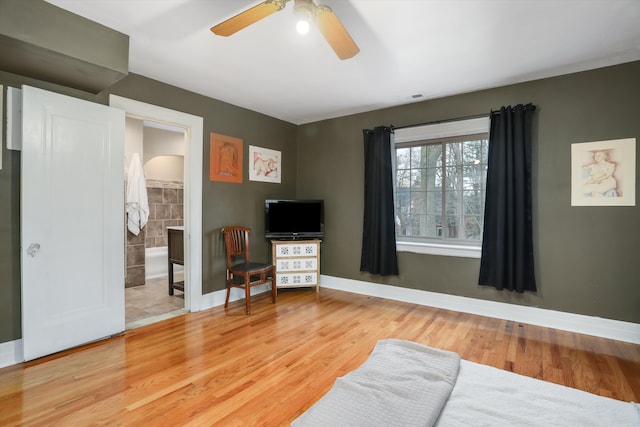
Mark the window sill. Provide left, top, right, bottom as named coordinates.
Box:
left=396, top=241, right=481, bottom=259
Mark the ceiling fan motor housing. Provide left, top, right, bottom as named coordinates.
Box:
left=294, top=0, right=316, bottom=21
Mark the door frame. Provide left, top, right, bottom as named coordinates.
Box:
left=110, top=95, right=203, bottom=312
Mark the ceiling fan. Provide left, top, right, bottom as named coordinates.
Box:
left=210, top=0, right=360, bottom=60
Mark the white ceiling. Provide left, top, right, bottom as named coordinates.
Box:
left=46, top=0, right=640, bottom=125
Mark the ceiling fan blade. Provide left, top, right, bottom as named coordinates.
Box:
left=211, top=1, right=287, bottom=37
left=314, top=5, right=359, bottom=60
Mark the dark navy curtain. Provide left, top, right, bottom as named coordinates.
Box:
left=479, top=104, right=536, bottom=292
left=360, top=126, right=399, bottom=276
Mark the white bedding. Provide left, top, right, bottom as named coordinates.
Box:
left=436, top=360, right=640, bottom=427
left=293, top=339, right=640, bottom=427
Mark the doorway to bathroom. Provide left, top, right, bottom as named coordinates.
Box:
left=111, top=95, right=203, bottom=331
left=124, top=118, right=187, bottom=328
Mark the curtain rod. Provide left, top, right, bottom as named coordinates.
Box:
left=392, top=112, right=489, bottom=130
left=490, top=103, right=536, bottom=116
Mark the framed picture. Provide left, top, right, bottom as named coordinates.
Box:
left=249, top=145, right=281, bottom=183
left=210, top=133, right=242, bottom=183
left=571, top=138, right=636, bottom=206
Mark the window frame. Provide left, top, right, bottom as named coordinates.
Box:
left=393, top=117, right=490, bottom=258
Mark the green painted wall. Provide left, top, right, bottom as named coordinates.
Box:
left=297, top=61, right=640, bottom=324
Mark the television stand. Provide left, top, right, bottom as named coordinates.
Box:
left=271, top=239, right=321, bottom=293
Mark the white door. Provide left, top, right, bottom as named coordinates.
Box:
left=21, top=86, right=125, bottom=361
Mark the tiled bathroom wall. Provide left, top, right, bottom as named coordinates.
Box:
left=125, top=227, right=146, bottom=288
left=125, top=180, right=183, bottom=288
left=145, top=180, right=184, bottom=248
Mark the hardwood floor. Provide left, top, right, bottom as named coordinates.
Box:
left=1, top=288, right=638, bottom=426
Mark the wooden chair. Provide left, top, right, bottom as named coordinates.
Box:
left=221, top=226, right=276, bottom=314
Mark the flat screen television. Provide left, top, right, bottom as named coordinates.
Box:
left=264, top=199, right=324, bottom=240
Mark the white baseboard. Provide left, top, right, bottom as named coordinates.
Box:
left=0, top=339, right=23, bottom=369
left=319, top=275, right=640, bottom=345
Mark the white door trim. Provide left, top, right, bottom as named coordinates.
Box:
left=109, top=95, right=203, bottom=312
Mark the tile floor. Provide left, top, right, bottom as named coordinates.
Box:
left=125, top=274, right=186, bottom=329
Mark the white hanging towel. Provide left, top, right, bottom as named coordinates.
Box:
left=126, top=153, right=149, bottom=236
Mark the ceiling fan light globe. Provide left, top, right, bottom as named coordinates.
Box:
left=296, top=19, right=310, bottom=34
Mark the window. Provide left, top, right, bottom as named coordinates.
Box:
left=394, top=117, right=489, bottom=257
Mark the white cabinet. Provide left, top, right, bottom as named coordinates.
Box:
left=271, top=240, right=321, bottom=292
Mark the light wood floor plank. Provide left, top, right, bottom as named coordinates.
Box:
left=0, top=288, right=638, bottom=426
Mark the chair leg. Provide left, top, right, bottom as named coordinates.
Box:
left=224, top=285, right=231, bottom=308
left=245, top=278, right=251, bottom=315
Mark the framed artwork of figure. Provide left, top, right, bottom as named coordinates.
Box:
left=571, top=138, right=635, bottom=206
left=210, top=133, right=243, bottom=183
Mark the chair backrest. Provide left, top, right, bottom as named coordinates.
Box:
left=221, top=226, right=251, bottom=267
